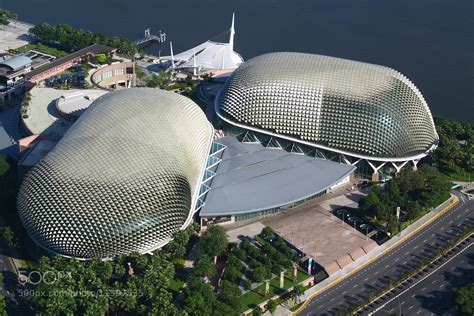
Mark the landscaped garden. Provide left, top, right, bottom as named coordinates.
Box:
left=14, top=42, right=69, bottom=58
left=358, top=165, right=452, bottom=236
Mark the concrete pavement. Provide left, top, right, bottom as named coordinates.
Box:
left=295, top=192, right=473, bottom=315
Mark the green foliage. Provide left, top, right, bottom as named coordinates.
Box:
left=95, top=53, right=108, bottom=64
left=33, top=251, right=178, bottom=315
left=293, top=284, right=305, bottom=297
left=266, top=299, right=278, bottom=314
left=192, top=255, right=216, bottom=279
left=196, top=225, right=228, bottom=258
left=134, top=65, right=146, bottom=80
left=431, top=117, right=473, bottom=181
left=0, top=155, right=9, bottom=177
left=251, top=266, right=268, bottom=283
left=146, top=71, right=170, bottom=88
left=455, top=283, right=474, bottom=315
left=359, top=165, right=451, bottom=230
left=29, top=23, right=138, bottom=55
left=162, top=225, right=195, bottom=262
left=183, top=278, right=216, bottom=316
left=218, top=280, right=242, bottom=314
left=201, top=72, right=214, bottom=81
left=14, top=42, right=69, bottom=58
left=0, top=9, right=17, bottom=25
left=0, top=226, right=17, bottom=248
left=261, top=226, right=275, bottom=240
left=0, top=272, right=5, bottom=316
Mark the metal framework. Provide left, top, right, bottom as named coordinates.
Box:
left=17, top=89, right=213, bottom=259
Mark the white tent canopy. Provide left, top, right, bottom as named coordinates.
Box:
left=172, top=14, right=243, bottom=72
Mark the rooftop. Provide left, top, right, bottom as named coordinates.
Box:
left=56, top=89, right=108, bottom=120
left=18, top=138, right=58, bottom=167
left=26, top=44, right=114, bottom=80
left=200, top=137, right=356, bottom=217
left=23, top=88, right=73, bottom=137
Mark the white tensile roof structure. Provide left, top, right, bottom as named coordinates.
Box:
left=171, top=13, right=244, bottom=73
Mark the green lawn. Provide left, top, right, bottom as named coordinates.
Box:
left=169, top=278, right=185, bottom=296
left=442, top=165, right=474, bottom=182
left=169, top=263, right=186, bottom=296
left=239, top=268, right=310, bottom=312
left=14, top=42, right=69, bottom=58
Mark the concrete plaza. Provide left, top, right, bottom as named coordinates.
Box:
left=261, top=185, right=377, bottom=274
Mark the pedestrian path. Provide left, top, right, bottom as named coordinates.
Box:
left=282, top=195, right=458, bottom=315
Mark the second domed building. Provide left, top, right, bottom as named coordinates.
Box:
left=216, top=52, right=439, bottom=180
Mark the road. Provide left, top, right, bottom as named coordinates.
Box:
left=298, top=193, right=474, bottom=315
left=370, top=237, right=473, bottom=315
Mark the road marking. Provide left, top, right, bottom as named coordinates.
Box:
left=409, top=305, right=413, bottom=310
left=293, top=197, right=459, bottom=315
left=439, top=284, right=445, bottom=288
left=364, top=277, right=369, bottom=281
left=405, top=251, right=410, bottom=255
left=353, top=284, right=359, bottom=289
left=432, top=280, right=437, bottom=284
left=421, top=287, right=426, bottom=291
left=369, top=241, right=473, bottom=315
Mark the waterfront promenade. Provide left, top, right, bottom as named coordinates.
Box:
left=0, top=20, right=34, bottom=51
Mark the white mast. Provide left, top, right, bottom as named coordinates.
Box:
left=229, top=13, right=235, bottom=51
left=193, top=48, right=197, bottom=76
left=170, top=41, right=175, bottom=70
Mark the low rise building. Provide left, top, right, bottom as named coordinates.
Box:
left=91, top=60, right=135, bottom=90
left=0, top=50, right=54, bottom=102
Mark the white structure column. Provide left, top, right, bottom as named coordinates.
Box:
left=367, top=160, right=386, bottom=182
left=412, top=159, right=419, bottom=171
left=391, top=161, right=409, bottom=174
left=193, top=48, right=197, bottom=76
left=170, top=41, right=175, bottom=70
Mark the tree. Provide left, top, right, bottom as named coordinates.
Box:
left=0, top=155, right=9, bottom=177
left=196, top=225, right=228, bottom=258
left=0, top=9, right=16, bottom=25
left=251, top=266, right=268, bottom=283
left=261, top=226, right=275, bottom=240
left=455, top=283, right=474, bottom=315
left=0, top=226, right=16, bottom=248
left=192, top=255, right=216, bottom=279
left=266, top=299, right=277, bottom=314
left=95, top=53, right=107, bottom=64
left=218, top=280, right=242, bottom=314
left=223, top=264, right=239, bottom=282
left=293, top=284, right=305, bottom=301
left=0, top=272, right=6, bottom=316
left=183, top=279, right=216, bottom=316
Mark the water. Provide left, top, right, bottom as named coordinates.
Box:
left=2, top=0, right=473, bottom=123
